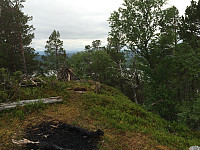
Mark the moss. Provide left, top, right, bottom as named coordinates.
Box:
left=0, top=80, right=199, bottom=150
left=82, top=85, right=200, bottom=149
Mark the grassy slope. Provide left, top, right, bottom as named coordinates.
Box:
left=0, top=80, right=200, bottom=150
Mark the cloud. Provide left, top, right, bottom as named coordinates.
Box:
left=23, top=0, right=122, bottom=51
left=23, top=0, right=193, bottom=52
left=167, top=0, right=192, bottom=15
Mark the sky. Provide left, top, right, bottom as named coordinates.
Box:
left=23, top=0, right=193, bottom=52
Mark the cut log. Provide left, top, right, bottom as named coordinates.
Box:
left=0, top=97, right=62, bottom=111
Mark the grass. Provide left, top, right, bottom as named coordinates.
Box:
left=81, top=84, right=200, bottom=149
left=0, top=80, right=199, bottom=150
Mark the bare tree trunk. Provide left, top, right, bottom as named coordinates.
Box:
left=174, top=14, right=177, bottom=49
left=19, top=31, right=27, bottom=75
left=133, top=87, right=138, bottom=103
left=135, top=74, right=142, bottom=104
left=56, top=45, right=58, bottom=71
left=68, top=73, right=71, bottom=81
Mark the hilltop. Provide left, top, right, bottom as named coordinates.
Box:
left=0, top=80, right=199, bottom=150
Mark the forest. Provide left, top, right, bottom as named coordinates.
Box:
left=0, top=0, right=200, bottom=149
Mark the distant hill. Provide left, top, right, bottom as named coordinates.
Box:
left=35, top=51, right=45, bottom=56
left=34, top=50, right=79, bottom=61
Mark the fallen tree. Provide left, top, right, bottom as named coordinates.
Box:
left=0, top=97, right=62, bottom=111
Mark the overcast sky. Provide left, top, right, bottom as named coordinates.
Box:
left=23, top=0, right=193, bottom=52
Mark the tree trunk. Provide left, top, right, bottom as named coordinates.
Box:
left=68, top=73, right=71, bottom=81
left=19, top=31, right=27, bottom=75
left=10, top=1, right=27, bottom=75
left=56, top=45, right=58, bottom=71
left=135, top=74, right=142, bottom=104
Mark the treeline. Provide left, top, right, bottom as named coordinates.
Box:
left=1, top=0, right=200, bottom=129
left=0, top=0, right=38, bottom=74
left=69, top=0, right=200, bottom=129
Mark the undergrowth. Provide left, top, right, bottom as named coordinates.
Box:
left=82, top=84, right=200, bottom=149
left=0, top=100, right=47, bottom=120
left=0, top=80, right=200, bottom=150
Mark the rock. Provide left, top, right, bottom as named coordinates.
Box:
left=189, top=146, right=200, bottom=150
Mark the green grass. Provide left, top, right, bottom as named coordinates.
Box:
left=0, top=100, right=47, bottom=121
left=0, top=80, right=200, bottom=149
left=82, top=84, right=200, bottom=149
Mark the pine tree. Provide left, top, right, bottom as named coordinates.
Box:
left=42, top=30, right=66, bottom=73
left=179, top=0, right=200, bottom=49
left=0, top=0, right=35, bottom=74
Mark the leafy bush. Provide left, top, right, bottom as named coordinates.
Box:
left=178, top=97, right=200, bottom=129
left=69, top=50, right=120, bottom=86
left=12, top=71, right=23, bottom=84
left=0, top=68, right=10, bottom=91
left=0, top=91, right=8, bottom=102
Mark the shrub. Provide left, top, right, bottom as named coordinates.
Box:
left=0, top=91, right=8, bottom=103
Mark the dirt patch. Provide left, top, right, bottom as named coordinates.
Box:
left=23, top=121, right=104, bottom=150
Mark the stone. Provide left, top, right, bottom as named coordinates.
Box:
left=189, top=146, right=200, bottom=150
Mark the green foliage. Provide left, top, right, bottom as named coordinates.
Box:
left=14, top=109, right=25, bottom=120
left=23, top=100, right=46, bottom=113
left=108, top=0, right=178, bottom=105
left=0, top=79, right=200, bottom=149
left=0, top=71, right=70, bottom=102
left=17, top=79, right=70, bottom=100
left=107, top=0, right=200, bottom=130
left=178, top=97, right=200, bottom=129
left=0, top=68, right=9, bottom=90
left=179, top=0, right=200, bottom=49
left=70, top=49, right=120, bottom=86
left=82, top=85, right=200, bottom=149
left=0, top=68, right=8, bottom=81
left=137, top=5, right=180, bottom=118
left=13, top=71, right=23, bottom=84
left=0, top=0, right=37, bottom=74
left=85, top=40, right=105, bottom=51
left=109, top=0, right=166, bottom=54
left=0, top=91, right=8, bottom=103
left=42, top=30, right=67, bottom=73
left=142, top=83, right=178, bottom=120
left=0, top=0, right=200, bottom=145
left=0, top=69, right=23, bottom=102
left=2, top=100, right=47, bottom=120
